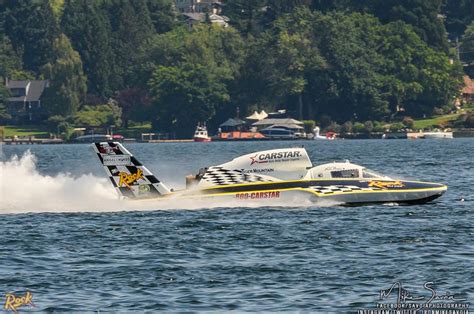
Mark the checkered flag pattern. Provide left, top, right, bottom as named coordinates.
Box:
left=93, top=142, right=170, bottom=198
left=201, top=166, right=276, bottom=186
left=105, top=164, right=163, bottom=198
left=309, top=185, right=380, bottom=195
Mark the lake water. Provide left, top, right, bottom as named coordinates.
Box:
left=0, top=139, right=473, bottom=311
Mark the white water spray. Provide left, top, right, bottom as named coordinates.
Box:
left=0, top=151, right=121, bottom=214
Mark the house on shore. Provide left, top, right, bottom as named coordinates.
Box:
left=252, top=118, right=305, bottom=131
left=216, top=110, right=306, bottom=140
left=5, top=78, right=49, bottom=123
left=175, top=0, right=228, bottom=28
left=182, top=12, right=229, bottom=28
left=219, top=118, right=245, bottom=132
left=461, top=75, right=474, bottom=104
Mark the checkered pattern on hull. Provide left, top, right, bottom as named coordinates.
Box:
left=308, top=185, right=381, bottom=195
left=202, top=167, right=275, bottom=186
left=93, top=142, right=170, bottom=198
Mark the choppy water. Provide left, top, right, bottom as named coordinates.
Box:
left=0, top=139, right=473, bottom=312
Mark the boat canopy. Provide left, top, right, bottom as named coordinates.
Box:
left=197, top=148, right=312, bottom=186
left=246, top=110, right=268, bottom=121
left=304, top=162, right=393, bottom=180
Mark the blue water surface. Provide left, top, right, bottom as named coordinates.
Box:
left=0, top=139, right=473, bottom=311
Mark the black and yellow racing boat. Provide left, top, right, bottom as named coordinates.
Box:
left=93, top=142, right=447, bottom=205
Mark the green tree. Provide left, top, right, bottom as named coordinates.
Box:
left=311, top=0, right=449, bottom=52
left=41, top=34, right=87, bottom=117
left=73, top=103, right=122, bottom=128
left=364, top=0, right=448, bottom=51
left=116, top=87, right=152, bottom=128
left=140, top=25, right=244, bottom=134
left=222, top=0, right=267, bottom=36
left=377, top=0, right=449, bottom=52
left=443, top=0, right=474, bottom=36
left=263, top=8, right=326, bottom=119
left=50, top=0, right=65, bottom=22
left=4, top=0, right=60, bottom=72
left=389, top=122, right=404, bottom=131
left=0, top=80, right=11, bottom=122
left=460, top=21, right=474, bottom=64
left=379, top=21, right=463, bottom=116
left=107, top=0, right=155, bottom=90
left=146, top=0, right=176, bottom=33
left=61, top=0, right=114, bottom=97
left=0, top=33, right=22, bottom=78
left=352, top=122, right=365, bottom=133
left=341, top=121, right=353, bottom=133
left=226, top=36, right=276, bottom=117
left=149, top=63, right=229, bottom=138
left=263, top=0, right=312, bottom=22
left=363, top=120, right=374, bottom=133
left=0, top=6, right=26, bottom=123
left=308, top=12, right=390, bottom=121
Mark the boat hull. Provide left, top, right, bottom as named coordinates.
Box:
left=194, top=137, right=211, bottom=142
left=92, top=142, right=447, bottom=206
left=167, top=179, right=447, bottom=205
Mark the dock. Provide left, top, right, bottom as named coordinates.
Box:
left=2, top=137, right=64, bottom=145
left=145, top=139, right=194, bottom=143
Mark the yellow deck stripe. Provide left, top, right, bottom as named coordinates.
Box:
left=170, top=185, right=447, bottom=199
left=200, top=178, right=444, bottom=190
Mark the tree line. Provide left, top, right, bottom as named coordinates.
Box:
left=0, top=0, right=473, bottom=137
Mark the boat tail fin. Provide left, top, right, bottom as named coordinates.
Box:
left=92, top=142, right=171, bottom=199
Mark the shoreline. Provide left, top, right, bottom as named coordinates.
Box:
left=2, top=129, right=474, bottom=145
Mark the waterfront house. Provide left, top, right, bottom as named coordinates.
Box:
left=182, top=12, right=229, bottom=28
left=5, top=78, right=49, bottom=122
left=252, top=118, right=304, bottom=131
left=219, top=118, right=245, bottom=132
left=461, top=75, right=474, bottom=104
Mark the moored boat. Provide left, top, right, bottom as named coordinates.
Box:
left=193, top=124, right=211, bottom=142
left=423, top=129, right=453, bottom=139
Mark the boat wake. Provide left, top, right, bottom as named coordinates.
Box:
left=0, top=151, right=326, bottom=215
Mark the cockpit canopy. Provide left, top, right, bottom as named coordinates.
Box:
left=304, top=162, right=392, bottom=180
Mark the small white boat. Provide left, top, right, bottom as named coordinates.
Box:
left=423, top=129, right=453, bottom=139
left=193, top=124, right=211, bottom=142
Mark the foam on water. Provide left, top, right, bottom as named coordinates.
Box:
left=0, top=151, right=325, bottom=214
left=1, top=151, right=119, bottom=214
